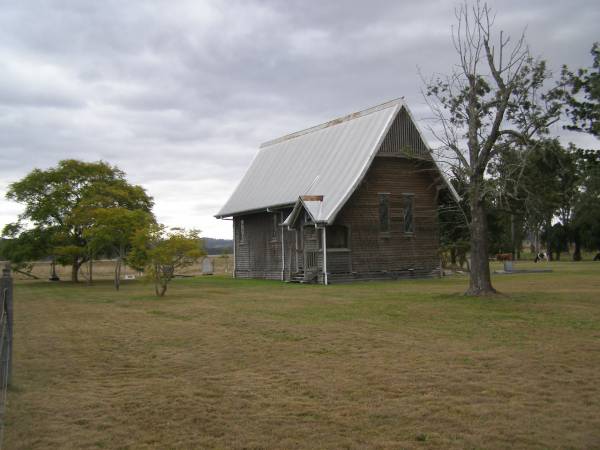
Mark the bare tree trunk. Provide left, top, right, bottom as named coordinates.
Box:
left=114, top=258, right=121, bottom=291
left=466, top=195, right=496, bottom=296
left=14, top=269, right=39, bottom=280
left=88, top=257, right=93, bottom=285
left=510, top=214, right=516, bottom=260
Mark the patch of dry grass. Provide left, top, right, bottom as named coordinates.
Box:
left=4, top=261, right=600, bottom=449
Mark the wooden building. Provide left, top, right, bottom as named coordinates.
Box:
left=215, top=99, right=459, bottom=284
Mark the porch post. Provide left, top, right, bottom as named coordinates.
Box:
left=322, top=226, right=328, bottom=285
left=281, top=213, right=285, bottom=281
left=232, top=219, right=236, bottom=278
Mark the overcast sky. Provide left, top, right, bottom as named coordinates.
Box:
left=1, top=0, right=598, bottom=239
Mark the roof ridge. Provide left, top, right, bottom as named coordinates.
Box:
left=259, top=97, right=405, bottom=149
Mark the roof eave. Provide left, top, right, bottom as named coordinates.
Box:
left=215, top=201, right=295, bottom=219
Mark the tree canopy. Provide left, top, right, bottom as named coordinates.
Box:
left=3, top=159, right=154, bottom=282
left=562, top=43, right=600, bottom=137
left=129, top=226, right=204, bottom=297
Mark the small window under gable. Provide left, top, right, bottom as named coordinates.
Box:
left=328, top=225, right=349, bottom=249
left=318, top=225, right=349, bottom=249
left=403, top=194, right=414, bottom=234
left=379, top=193, right=390, bottom=233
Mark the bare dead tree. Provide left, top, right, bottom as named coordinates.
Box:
left=423, top=1, right=562, bottom=295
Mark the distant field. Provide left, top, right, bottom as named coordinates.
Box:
left=5, top=261, right=600, bottom=449
left=15, top=255, right=233, bottom=281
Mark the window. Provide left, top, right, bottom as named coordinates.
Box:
left=378, top=193, right=390, bottom=232
left=240, top=219, right=246, bottom=242
left=319, top=225, right=349, bottom=249
left=403, top=194, right=414, bottom=234
left=326, top=225, right=349, bottom=249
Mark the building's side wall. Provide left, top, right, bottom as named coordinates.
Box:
left=233, top=210, right=296, bottom=280
left=332, top=156, right=441, bottom=281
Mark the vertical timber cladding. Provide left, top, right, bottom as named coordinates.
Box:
left=377, top=107, right=433, bottom=160
left=334, top=156, right=440, bottom=278
left=233, top=211, right=295, bottom=280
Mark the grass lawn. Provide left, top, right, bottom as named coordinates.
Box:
left=5, top=261, right=600, bottom=449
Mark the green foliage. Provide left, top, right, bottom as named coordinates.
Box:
left=82, top=208, right=153, bottom=255
left=0, top=225, right=54, bottom=278
left=561, top=43, right=600, bottom=137
left=129, top=225, right=205, bottom=296
left=572, top=149, right=600, bottom=252
left=3, top=159, right=154, bottom=281
left=438, top=176, right=471, bottom=267
left=82, top=208, right=155, bottom=289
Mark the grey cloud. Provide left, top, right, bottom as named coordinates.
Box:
left=0, top=0, right=598, bottom=238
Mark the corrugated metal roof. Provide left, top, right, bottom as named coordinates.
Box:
left=216, top=99, right=402, bottom=222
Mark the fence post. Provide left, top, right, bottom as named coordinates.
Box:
left=1, top=264, right=12, bottom=386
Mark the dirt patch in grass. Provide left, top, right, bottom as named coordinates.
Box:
left=4, top=261, right=600, bottom=449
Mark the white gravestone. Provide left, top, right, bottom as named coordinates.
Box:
left=202, top=257, right=214, bottom=275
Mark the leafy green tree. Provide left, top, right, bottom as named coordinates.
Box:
left=560, top=43, right=600, bottom=259
left=3, top=160, right=153, bottom=282
left=0, top=226, right=53, bottom=279
left=83, top=208, right=154, bottom=290
left=561, top=43, right=600, bottom=137
left=129, top=226, right=204, bottom=297
left=571, top=149, right=600, bottom=258
left=489, top=139, right=583, bottom=260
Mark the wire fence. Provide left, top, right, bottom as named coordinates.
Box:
left=0, top=265, right=13, bottom=448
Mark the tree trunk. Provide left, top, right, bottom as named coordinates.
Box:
left=573, top=239, right=582, bottom=261
left=450, top=247, right=457, bottom=265
left=71, top=258, right=81, bottom=283
left=466, top=195, right=496, bottom=296
left=88, top=257, right=93, bottom=285
left=510, top=214, right=516, bottom=260
left=154, top=282, right=167, bottom=297
left=114, top=258, right=121, bottom=291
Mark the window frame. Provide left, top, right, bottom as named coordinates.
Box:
left=378, top=192, right=391, bottom=234
left=403, top=193, right=415, bottom=235
left=319, top=224, right=350, bottom=251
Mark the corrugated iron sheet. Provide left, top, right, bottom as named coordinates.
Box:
left=216, top=99, right=402, bottom=223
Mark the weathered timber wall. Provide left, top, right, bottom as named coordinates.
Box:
left=234, top=210, right=296, bottom=280
left=332, top=156, right=440, bottom=279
